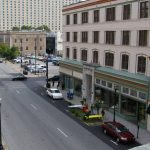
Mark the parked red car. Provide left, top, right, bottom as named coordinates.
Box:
left=101, top=121, right=135, bottom=143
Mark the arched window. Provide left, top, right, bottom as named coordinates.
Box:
left=105, top=52, right=114, bottom=67
left=81, top=50, right=87, bottom=61
left=93, top=51, right=98, bottom=63
left=26, top=46, right=28, bottom=50
left=137, top=56, right=146, bottom=73
left=121, top=54, right=129, bottom=70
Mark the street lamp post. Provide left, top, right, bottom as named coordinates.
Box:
left=20, top=39, right=23, bottom=68
left=0, top=98, right=3, bottom=150
left=34, top=38, right=37, bottom=75
left=113, top=88, right=117, bottom=122
left=46, top=56, right=49, bottom=88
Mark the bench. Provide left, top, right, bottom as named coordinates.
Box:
left=83, top=114, right=102, bottom=120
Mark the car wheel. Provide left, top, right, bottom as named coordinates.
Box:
left=116, top=138, right=120, bottom=143
left=103, top=129, right=107, bottom=134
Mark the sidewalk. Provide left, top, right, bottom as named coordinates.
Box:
left=61, top=90, right=150, bottom=145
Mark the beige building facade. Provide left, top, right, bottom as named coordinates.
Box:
left=61, top=0, right=150, bottom=131
left=0, top=31, right=46, bottom=56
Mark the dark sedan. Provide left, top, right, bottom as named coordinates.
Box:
left=12, top=74, right=27, bottom=81
left=101, top=121, right=135, bottom=143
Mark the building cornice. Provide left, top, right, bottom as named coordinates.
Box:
left=63, top=0, right=116, bottom=12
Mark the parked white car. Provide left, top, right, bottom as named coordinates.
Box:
left=46, top=88, right=63, bottom=100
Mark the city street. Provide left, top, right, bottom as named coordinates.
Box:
left=0, top=62, right=113, bottom=150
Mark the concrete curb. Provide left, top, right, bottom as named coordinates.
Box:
left=2, top=136, right=8, bottom=150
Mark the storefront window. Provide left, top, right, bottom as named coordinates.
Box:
left=102, top=80, right=106, bottom=86
left=138, top=102, right=146, bottom=124
left=121, top=96, right=136, bottom=117
left=107, top=82, right=112, bottom=88
left=122, top=87, right=129, bottom=94
left=130, top=89, right=137, bottom=97
left=139, top=92, right=147, bottom=100
left=96, top=79, right=100, bottom=84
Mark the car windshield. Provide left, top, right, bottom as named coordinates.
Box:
left=53, top=90, right=60, bottom=93
left=116, top=126, right=128, bottom=133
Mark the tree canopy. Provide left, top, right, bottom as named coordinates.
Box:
left=12, top=25, right=50, bottom=32
left=0, top=44, right=20, bottom=60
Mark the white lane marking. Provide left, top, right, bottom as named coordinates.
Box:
left=57, top=128, right=68, bottom=138
left=110, top=140, right=118, bottom=145
left=16, top=90, right=20, bottom=94
left=30, top=104, right=37, bottom=110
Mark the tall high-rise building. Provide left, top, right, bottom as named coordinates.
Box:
left=0, top=0, right=81, bottom=32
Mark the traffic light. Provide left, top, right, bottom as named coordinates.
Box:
left=146, top=104, right=150, bottom=114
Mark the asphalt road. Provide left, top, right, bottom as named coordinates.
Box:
left=0, top=62, right=140, bottom=150
left=0, top=63, right=113, bottom=150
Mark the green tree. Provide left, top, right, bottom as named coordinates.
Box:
left=36, top=25, right=50, bottom=31
left=21, top=25, right=32, bottom=30
left=12, top=26, right=20, bottom=31
left=0, top=44, right=19, bottom=60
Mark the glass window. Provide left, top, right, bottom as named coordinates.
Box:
left=123, top=4, right=130, bottom=20
left=93, top=51, right=98, bottom=64
left=81, top=32, right=88, bottom=43
left=82, top=12, right=88, bottom=24
left=107, top=82, right=112, bottom=88
left=66, top=48, right=70, bottom=58
left=73, top=48, right=77, bottom=60
left=121, top=54, right=129, bottom=70
left=94, top=10, right=99, bottom=22
left=105, top=52, right=114, bottom=67
left=121, top=96, right=136, bottom=117
left=73, top=32, right=77, bottom=42
left=122, top=31, right=130, bottom=45
left=102, top=80, right=106, bottom=86
left=96, top=79, right=100, bottom=84
left=122, top=87, right=129, bottom=94
left=106, top=7, right=115, bottom=21
left=140, top=1, right=148, bottom=18
left=66, top=32, right=70, bottom=42
left=137, top=56, right=146, bottom=73
left=139, top=92, right=147, bottom=100
left=93, top=31, right=99, bottom=43
left=66, top=15, right=70, bottom=25
left=130, top=89, right=137, bottom=97
left=73, top=14, right=77, bottom=24
left=106, top=31, right=115, bottom=44
left=139, top=30, right=147, bottom=46
left=81, top=50, right=87, bottom=61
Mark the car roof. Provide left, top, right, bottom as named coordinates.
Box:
left=105, top=121, right=124, bottom=127
left=49, top=88, right=59, bottom=90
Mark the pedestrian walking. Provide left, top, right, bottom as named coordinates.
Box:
left=101, top=109, right=105, bottom=121
left=52, top=80, right=55, bottom=86
left=57, top=81, right=60, bottom=88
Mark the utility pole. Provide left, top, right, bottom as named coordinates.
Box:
left=113, top=88, right=117, bottom=122
left=34, top=38, right=37, bottom=75
left=0, top=98, right=3, bottom=150
left=46, top=56, right=49, bottom=88
left=20, top=39, right=23, bottom=68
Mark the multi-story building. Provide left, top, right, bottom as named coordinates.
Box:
left=0, top=0, right=80, bottom=32
left=0, top=31, right=46, bottom=56
left=61, top=0, right=150, bottom=131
